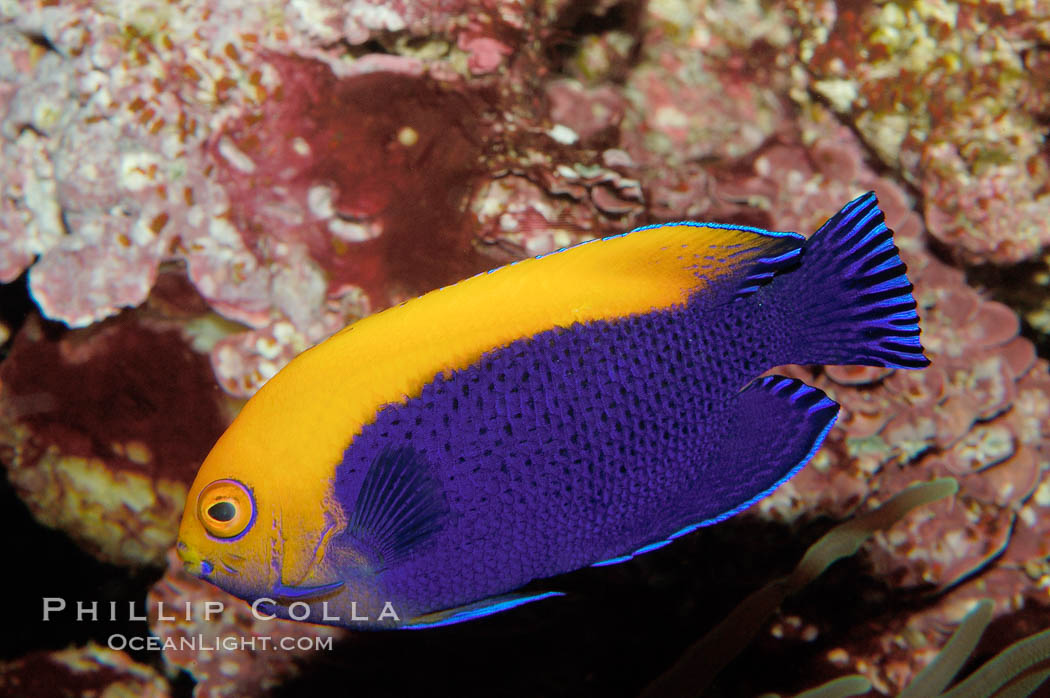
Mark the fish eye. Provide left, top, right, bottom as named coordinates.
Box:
left=197, top=479, right=255, bottom=540
left=207, top=501, right=236, bottom=522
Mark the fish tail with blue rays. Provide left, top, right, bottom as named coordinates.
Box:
left=768, top=192, right=930, bottom=369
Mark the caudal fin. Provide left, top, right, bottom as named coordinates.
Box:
left=775, top=192, right=930, bottom=369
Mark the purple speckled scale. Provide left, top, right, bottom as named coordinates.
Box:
left=340, top=299, right=804, bottom=610
left=331, top=192, right=929, bottom=625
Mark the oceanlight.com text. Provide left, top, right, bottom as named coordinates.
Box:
left=107, top=633, right=336, bottom=653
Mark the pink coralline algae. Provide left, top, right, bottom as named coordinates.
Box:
left=545, top=79, right=628, bottom=150
left=790, top=0, right=1050, bottom=264
left=0, top=642, right=169, bottom=697
left=471, top=161, right=644, bottom=262
left=3, top=0, right=1044, bottom=326
left=0, top=0, right=647, bottom=395
left=213, top=53, right=492, bottom=310
left=620, top=0, right=795, bottom=172
left=1, top=0, right=505, bottom=332
left=780, top=277, right=1050, bottom=691
left=1, top=2, right=275, bottom=328
left=0, top=297, right=230, bottom=566
left=285, top=0, right=526, bottom=63
left=149, top=549, right=347, bottom=698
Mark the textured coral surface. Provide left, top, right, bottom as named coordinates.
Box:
left=2, top=0, right=1049, bottom=695
left=791, top=0, right=1050, bottom=265
left=0, top=641, right=169, bottom=696
left=0, top=291, right=230, bottom=566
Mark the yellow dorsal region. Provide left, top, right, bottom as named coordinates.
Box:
left=199, top=223, right=794, bottom=581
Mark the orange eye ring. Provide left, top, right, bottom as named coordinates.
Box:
left=197, top=479, right=255, bottom=540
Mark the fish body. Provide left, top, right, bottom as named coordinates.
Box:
left=177, top=193, right=928, bottom=628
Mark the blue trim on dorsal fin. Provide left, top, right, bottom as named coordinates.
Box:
left=343, top=446, right=449, bottom=569
left=401, top=591, right=565, bottom=629
left=630, top=220, right=805, bottom=241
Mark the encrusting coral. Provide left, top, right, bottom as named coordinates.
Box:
left=0, top=641, right=169, bottom=696
left=775, top=599, right=1050, bottom=698
left=788, top=1, right=1050, bottom=265
left=644, top=479, right=1050, bottom=698
left=0, top=271, right=233, bottom=566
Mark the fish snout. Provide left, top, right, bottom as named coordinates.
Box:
left=175, top=541, right=211, bottom=577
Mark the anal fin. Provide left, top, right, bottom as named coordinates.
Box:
left=592, top=376, right=839, bottom=568
left=402, top=591, right=564, bottom=629
left=701, top=375, right=839, bottom=526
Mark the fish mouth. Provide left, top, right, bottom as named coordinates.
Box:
left=176, top=540, right=206, bottom=576
left=176, top=540, right=220, bottom=579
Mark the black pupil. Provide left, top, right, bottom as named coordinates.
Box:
left=208, top=501, right=236, bottom=522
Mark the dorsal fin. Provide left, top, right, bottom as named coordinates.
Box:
left=730, top=246, right=803, bottom=300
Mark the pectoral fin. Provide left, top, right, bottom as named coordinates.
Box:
left=337, top=445, right=450, bottom=571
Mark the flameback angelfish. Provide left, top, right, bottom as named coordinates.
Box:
left=177, top=192, right=929, bottom=629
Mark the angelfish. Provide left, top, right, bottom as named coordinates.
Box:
left=177, top=192, right=929, bottom=629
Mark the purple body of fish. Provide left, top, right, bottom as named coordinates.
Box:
left=310, top=193, right=929, bottom=628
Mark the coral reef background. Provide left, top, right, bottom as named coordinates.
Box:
left=1, top=0, right=1048, bottom=696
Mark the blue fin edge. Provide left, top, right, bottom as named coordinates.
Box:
left=590, top=377, right=839, bottom=569
left=533, top=222, right=805, bottom=264
left=400, top=591, right=565, bottom=629
left=629, top=220, right=805, bottom=240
